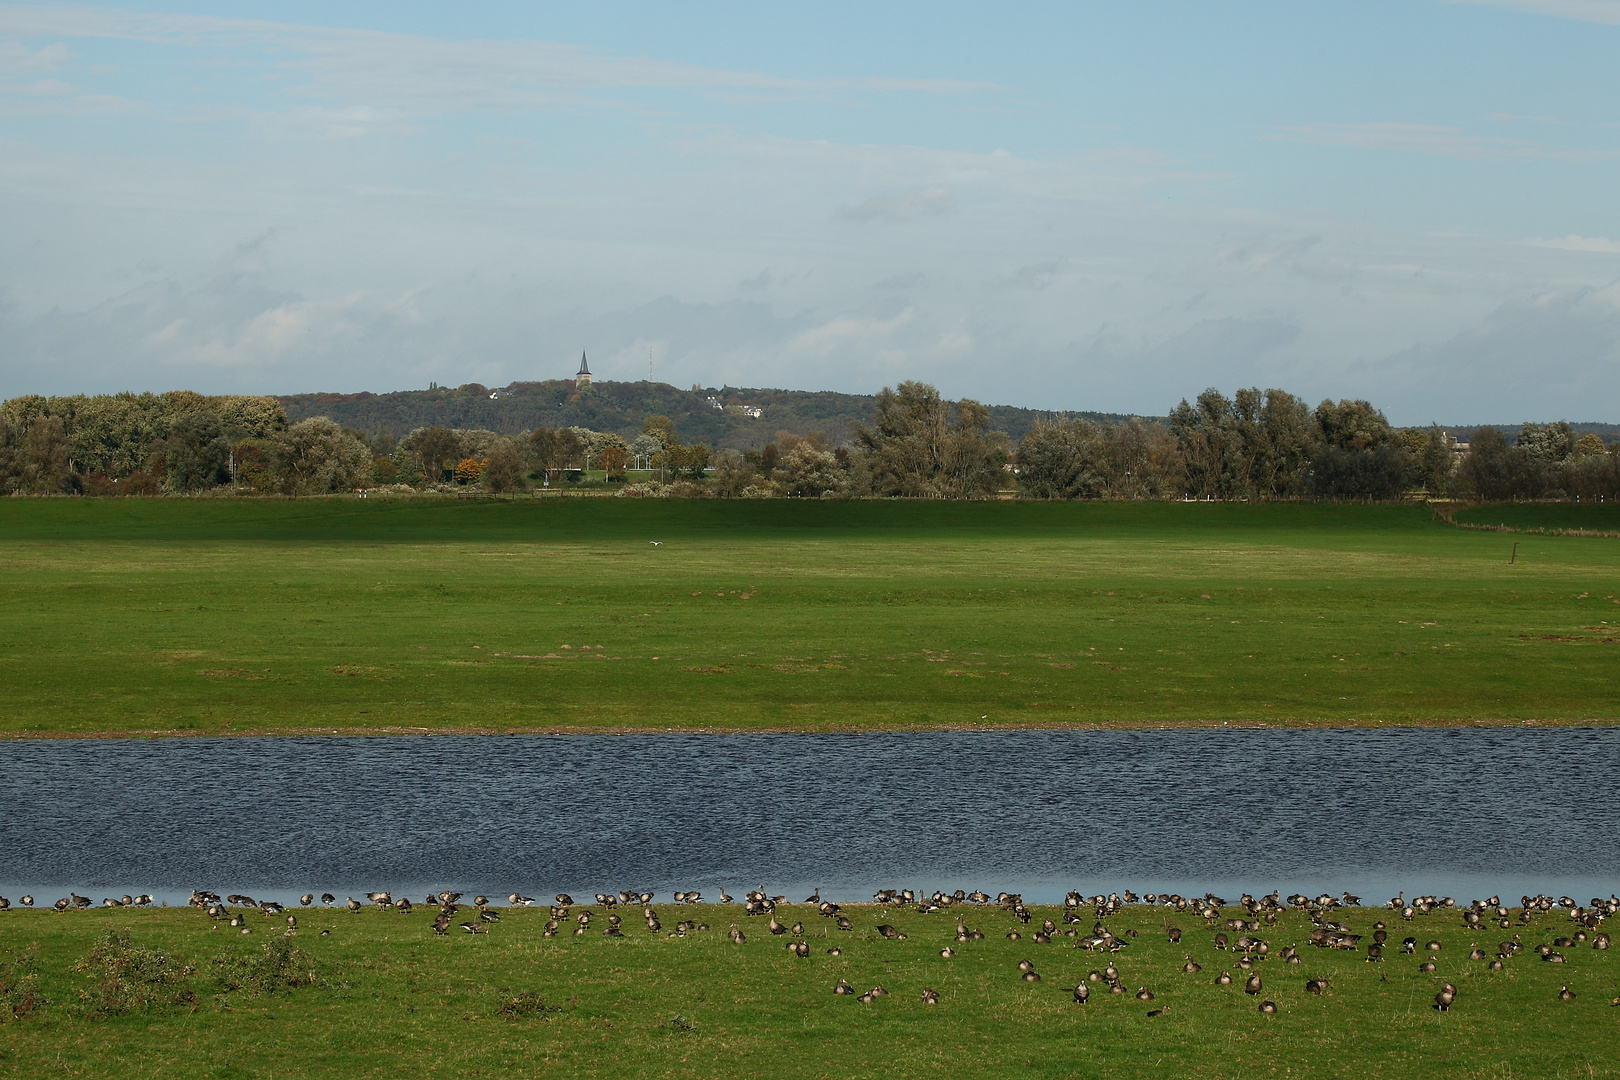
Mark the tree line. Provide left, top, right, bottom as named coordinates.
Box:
left=2, top=382, right=1614, bottom=500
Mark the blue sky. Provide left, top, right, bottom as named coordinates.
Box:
left=2, top=0, right=1618, bottom=422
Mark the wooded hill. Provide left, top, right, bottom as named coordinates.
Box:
left=277, top=380, right=1147, bottom=450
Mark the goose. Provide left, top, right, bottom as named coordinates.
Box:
left=0, top=896, right=9, bottom=910
left=804, top=889, right=821, bottom=904
left=1595, top=933, right=1611, bottom=950
left=1167, top=926, right=1182, bottom=943
left=474, top=896, right=489, bottom=907
left=1072, top=983, right=1090, bottom=1003
left=1469, top=946, right=1487, bottom=960
left=19, top=896, right=32, bottom=907
left=1088, top=969, right=1103, bottom=982
left=1305, top=978, right=1326, bottom=995
left=510, top=894, right=534, bottom=906
left=1244, top=973, right=1263, bottom=995
left=1258, top=1000, right=1277, bottom=1015
left=52, top=897, right=70, bottom=912
left=366, top=892, right=391, bottom=908
left=769, top=915, right=787, bottom=935
left=827, top=946, right=842, bottom=956
left=1435, top=982, right=1457, bottom=1011
left=1558, top=985, right=1576, bottom=1000
left=1182, top=957, right=1201, bottom=973
left=479, top=909, right=500, bottom=923
left=718, top=889, right=733, bottom=904
left=300, top=894, right=314, bottom=907
left=1488, top=959, right=1504, bottom=971
left=1022, top=971, right=1041, bottom=983
left=1426, top=939, right=1442, bottom=952
left=729, top=925, right=746, bottom=944
left=876, top=924, right=903, bottom=940
left=1419, top=960, right=1437, bottom=973
left=921, top=987, right=939, bottom=1005
left=286, top=915, right=297, bottom=929
left=1104, top=962, right=1119, bottom=982
left=835, top=978, right=854, bottom=995
left=791, top=940, right=810, bottom=957
left=1136, top=987, right=1154, bottom=1001
left=459, top=922, right=485, bottom=934
left=940, top=947, right=956, bottom=958
left=321, top=893, right=336, bottom=906
left=555, top=894, right=574, bottom=906
left=346, top=897, right=361, bottom=912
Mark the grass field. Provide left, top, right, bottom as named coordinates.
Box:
left=1, top=497, right=1618, bottom=737
left=1, top=900, right=1615, bottom=1079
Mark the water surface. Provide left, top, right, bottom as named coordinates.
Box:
left=1, top=728, right=1615, bottom=906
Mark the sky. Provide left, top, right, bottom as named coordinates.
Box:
left=2, top=1, right=1619, bottom=423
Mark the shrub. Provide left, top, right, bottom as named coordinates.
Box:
left=213, top=936, right=319, bottom=996
left=72, top=931, right=197, bottom=1017
left=454, top=456, right=486, bottom=483
left=0, top=945, right=44, bottom=1022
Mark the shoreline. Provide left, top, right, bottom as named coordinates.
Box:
left=2, top=714, right=1614, bottom=741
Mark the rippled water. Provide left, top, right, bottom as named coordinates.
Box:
left=1, top=728, right=1616, bottom=907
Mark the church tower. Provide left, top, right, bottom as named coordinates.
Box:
left=575, top=351, right=592, bottom=389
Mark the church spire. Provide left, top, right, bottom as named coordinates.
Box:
left=575, top=350, right=592, bottom=388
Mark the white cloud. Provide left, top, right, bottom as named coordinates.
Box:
left=1443, top=0, right=1620, bottom=25
left=1527, top=234, right=1620, bottom=252
left=0, top=4, right=998, bottom=121
left=835, top=186, right=954, bottom=223
left=1272, top=122, right=1617, bottom=161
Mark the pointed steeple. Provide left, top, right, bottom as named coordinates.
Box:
left=575, top=350, right=592, bottom=388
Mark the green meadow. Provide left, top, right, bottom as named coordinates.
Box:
left=1, top=497, right=1617, bottom=737
left=0, top=901, right=1615, bottom=1079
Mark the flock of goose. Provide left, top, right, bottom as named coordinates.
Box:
left=8, top=884, right=1615, bottom=1011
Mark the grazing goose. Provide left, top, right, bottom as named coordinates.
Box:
left=459, top=922, right=485, bottom=934
left=876, top=924, right=904, bottom=940
left=1166, top=926, right=1182, bottom=943
left=510, top=894, right=534, bottom=906
left=53, top=898, right=70, bottom=912
left=555, top=894, right=574, bottom=906
left=367, top=892, right=391, bottom=908
left=1305, top=978, right=1326, bottom=995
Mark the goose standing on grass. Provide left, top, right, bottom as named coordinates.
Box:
left=321, top=893, right=335, bottom=906
left=19, top=896, right=32, bottom=907
left=300, top=894, right=314, bottom=907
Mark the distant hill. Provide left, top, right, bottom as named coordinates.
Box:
left=277, top=380, right=1153, bottom=450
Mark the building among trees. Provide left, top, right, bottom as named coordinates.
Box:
left=575, top=352, right=592, bottom=390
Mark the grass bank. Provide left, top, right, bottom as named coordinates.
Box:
left=1, top=498, right=1617, bottom=737
left=0, top=900, right=1615, bottom=1079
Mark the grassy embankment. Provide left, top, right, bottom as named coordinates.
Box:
left=0, top=901, right=1615, bottom=1079
left=1, top=498, right=1617, bottom=737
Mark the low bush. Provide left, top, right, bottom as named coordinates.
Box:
left=72, top=930, right=197, bottom=1017
left=213, top=936, right=319, bottom=995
